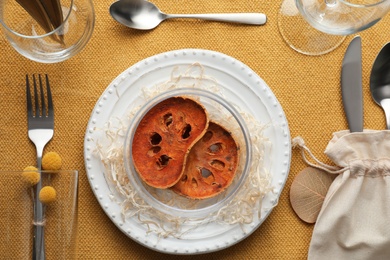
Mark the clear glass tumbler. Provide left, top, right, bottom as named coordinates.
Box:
left=0, top=0, right=95, bottom=63
left=0, top=170, right=79, bottom=259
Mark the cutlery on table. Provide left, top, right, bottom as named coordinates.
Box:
left=16, top=0, right=64, bottom=42
left=370, top=42, right=390, bottom=129
left=26, top=74, right=54, bottom=260
left=109, top=0, right=267, bottom=30
left=341, top=36, right=363, bottom=132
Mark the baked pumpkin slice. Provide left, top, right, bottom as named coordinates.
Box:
left=171, top=121, right=240, bottom=199
left=132, top=96, right=208, bottom=189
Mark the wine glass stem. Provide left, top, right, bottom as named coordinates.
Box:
left=325, top=0, right=337, bottom=6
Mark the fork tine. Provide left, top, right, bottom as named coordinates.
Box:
left=33, top=75, right=39, bottom=117
left=39, top=75, right=46, bottom=117
left=26, top=75, right=33, bottom=118
left=45, top=74, right=53, bottom=116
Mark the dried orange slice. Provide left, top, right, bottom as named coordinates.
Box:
left=171, top=122, right=240, bottom=199
left=132, top=96, right=209, bottom=189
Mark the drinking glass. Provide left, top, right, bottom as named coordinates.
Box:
left=0, top=0, right=95, bottom=63
left=278, top=0, right=390, bottom=55
left=0, top=170, right=79, bottom=259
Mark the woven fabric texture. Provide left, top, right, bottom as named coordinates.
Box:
left=0, top=0, right=389, bottom=259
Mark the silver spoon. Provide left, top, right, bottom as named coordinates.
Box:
left=109, top=0, right=267, bottom=30
left=370, top=42, right=390, bottom=129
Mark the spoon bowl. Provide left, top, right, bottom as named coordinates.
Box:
left=109, top=0, right=266, bottom=30
left=370, top=42, right=390, bottom=129
left=110, top=0, right=164, bottom=30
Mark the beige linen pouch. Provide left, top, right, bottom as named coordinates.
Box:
left=295, top=130, right=390, bottom=260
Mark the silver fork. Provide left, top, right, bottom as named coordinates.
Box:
left=26, top=74, right=54, bottom=260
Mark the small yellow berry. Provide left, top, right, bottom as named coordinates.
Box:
left=39, top=186, right=57, bottom=204
left=42, top=152, right=62, bottom=171
left=22, top=166, right=40, bottom=185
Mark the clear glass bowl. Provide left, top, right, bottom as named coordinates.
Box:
left=123, top=88, right=252, bottom=219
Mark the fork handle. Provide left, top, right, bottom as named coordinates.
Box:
left=33, top=155, right=45, bottom=260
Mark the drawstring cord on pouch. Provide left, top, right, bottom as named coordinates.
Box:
left=292, top=136, right=347, bottom=175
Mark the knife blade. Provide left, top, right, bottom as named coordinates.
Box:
left=341, top=36, right=363, bottom=132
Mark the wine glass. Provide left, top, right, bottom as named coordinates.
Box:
left=278, top=0, right=390, bottom=55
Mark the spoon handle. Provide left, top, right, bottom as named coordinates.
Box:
left=166, top=13, right=267, bottom=25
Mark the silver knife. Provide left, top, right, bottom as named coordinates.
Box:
left=341, top=36, right=363, bottom=132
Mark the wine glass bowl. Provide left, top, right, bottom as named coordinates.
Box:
left=297, top=0, right=390, bottom=35
left=278, top=0, right=390, bottom=55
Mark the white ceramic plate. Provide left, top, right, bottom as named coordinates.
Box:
left=84, top=49, right=291, bottom=254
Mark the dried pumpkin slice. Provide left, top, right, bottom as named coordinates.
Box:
left=132, top=96, right=209, bottom=189
left=171, top=122, right=240, bottom=199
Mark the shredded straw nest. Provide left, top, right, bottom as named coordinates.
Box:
left=93, top=64, right=275, bottom=239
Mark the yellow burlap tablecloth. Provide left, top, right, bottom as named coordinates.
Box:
left=1, top=0, right=389, bottom=259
